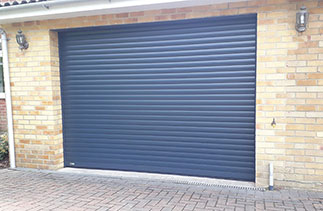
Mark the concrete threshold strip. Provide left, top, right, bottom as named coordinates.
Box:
left=15, top=167, right=266, bottom=191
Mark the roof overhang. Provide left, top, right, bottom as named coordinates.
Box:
left=0, top=0, right=244, bottom=24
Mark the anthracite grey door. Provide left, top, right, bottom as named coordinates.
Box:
left=59, top=14, right=256, bottom=181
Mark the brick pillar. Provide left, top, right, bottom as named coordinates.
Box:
left=7, top=28, right=63, bottom=170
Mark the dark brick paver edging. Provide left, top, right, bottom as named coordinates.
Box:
left=0, top=169, right=322, bottom=211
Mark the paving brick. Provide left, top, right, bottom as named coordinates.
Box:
left=1, top=169, right=321, bottom=211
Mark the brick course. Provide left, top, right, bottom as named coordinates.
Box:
left=0, top=0, right=322, bottom=190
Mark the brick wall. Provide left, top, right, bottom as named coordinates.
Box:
left=1, top=0, right=322, bottom=190
left=0, top=99, right=7, bottom=132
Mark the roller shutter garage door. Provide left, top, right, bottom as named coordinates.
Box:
left=59, top=14, right=256, bottom=181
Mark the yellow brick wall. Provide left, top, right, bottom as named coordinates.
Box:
left=1, top=0, right=322, bottom=190
left=3, top=29, right=63, bottom=169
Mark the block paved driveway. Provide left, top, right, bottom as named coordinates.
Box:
left=0, top=169, right=322, bottom=211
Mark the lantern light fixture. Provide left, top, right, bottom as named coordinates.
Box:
left=16, top=30, right=29, bottom=50
left=295, top=6, right=309, bottom=33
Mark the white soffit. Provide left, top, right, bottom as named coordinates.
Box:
left=0, top=0, right=245, bottom=24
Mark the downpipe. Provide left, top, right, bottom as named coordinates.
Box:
left=269, top=162, right=274, bottom=190
left=0, top=28, right=16, bottom=168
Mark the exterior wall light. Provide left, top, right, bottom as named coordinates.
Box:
left=16, top=30, right=29, bottom=50
left=271, top=118, right=276, bottom=128
left=296, top=6, right=309, bottom=33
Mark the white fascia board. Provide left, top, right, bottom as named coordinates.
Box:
left=0, top=0, right=243, bottom=24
